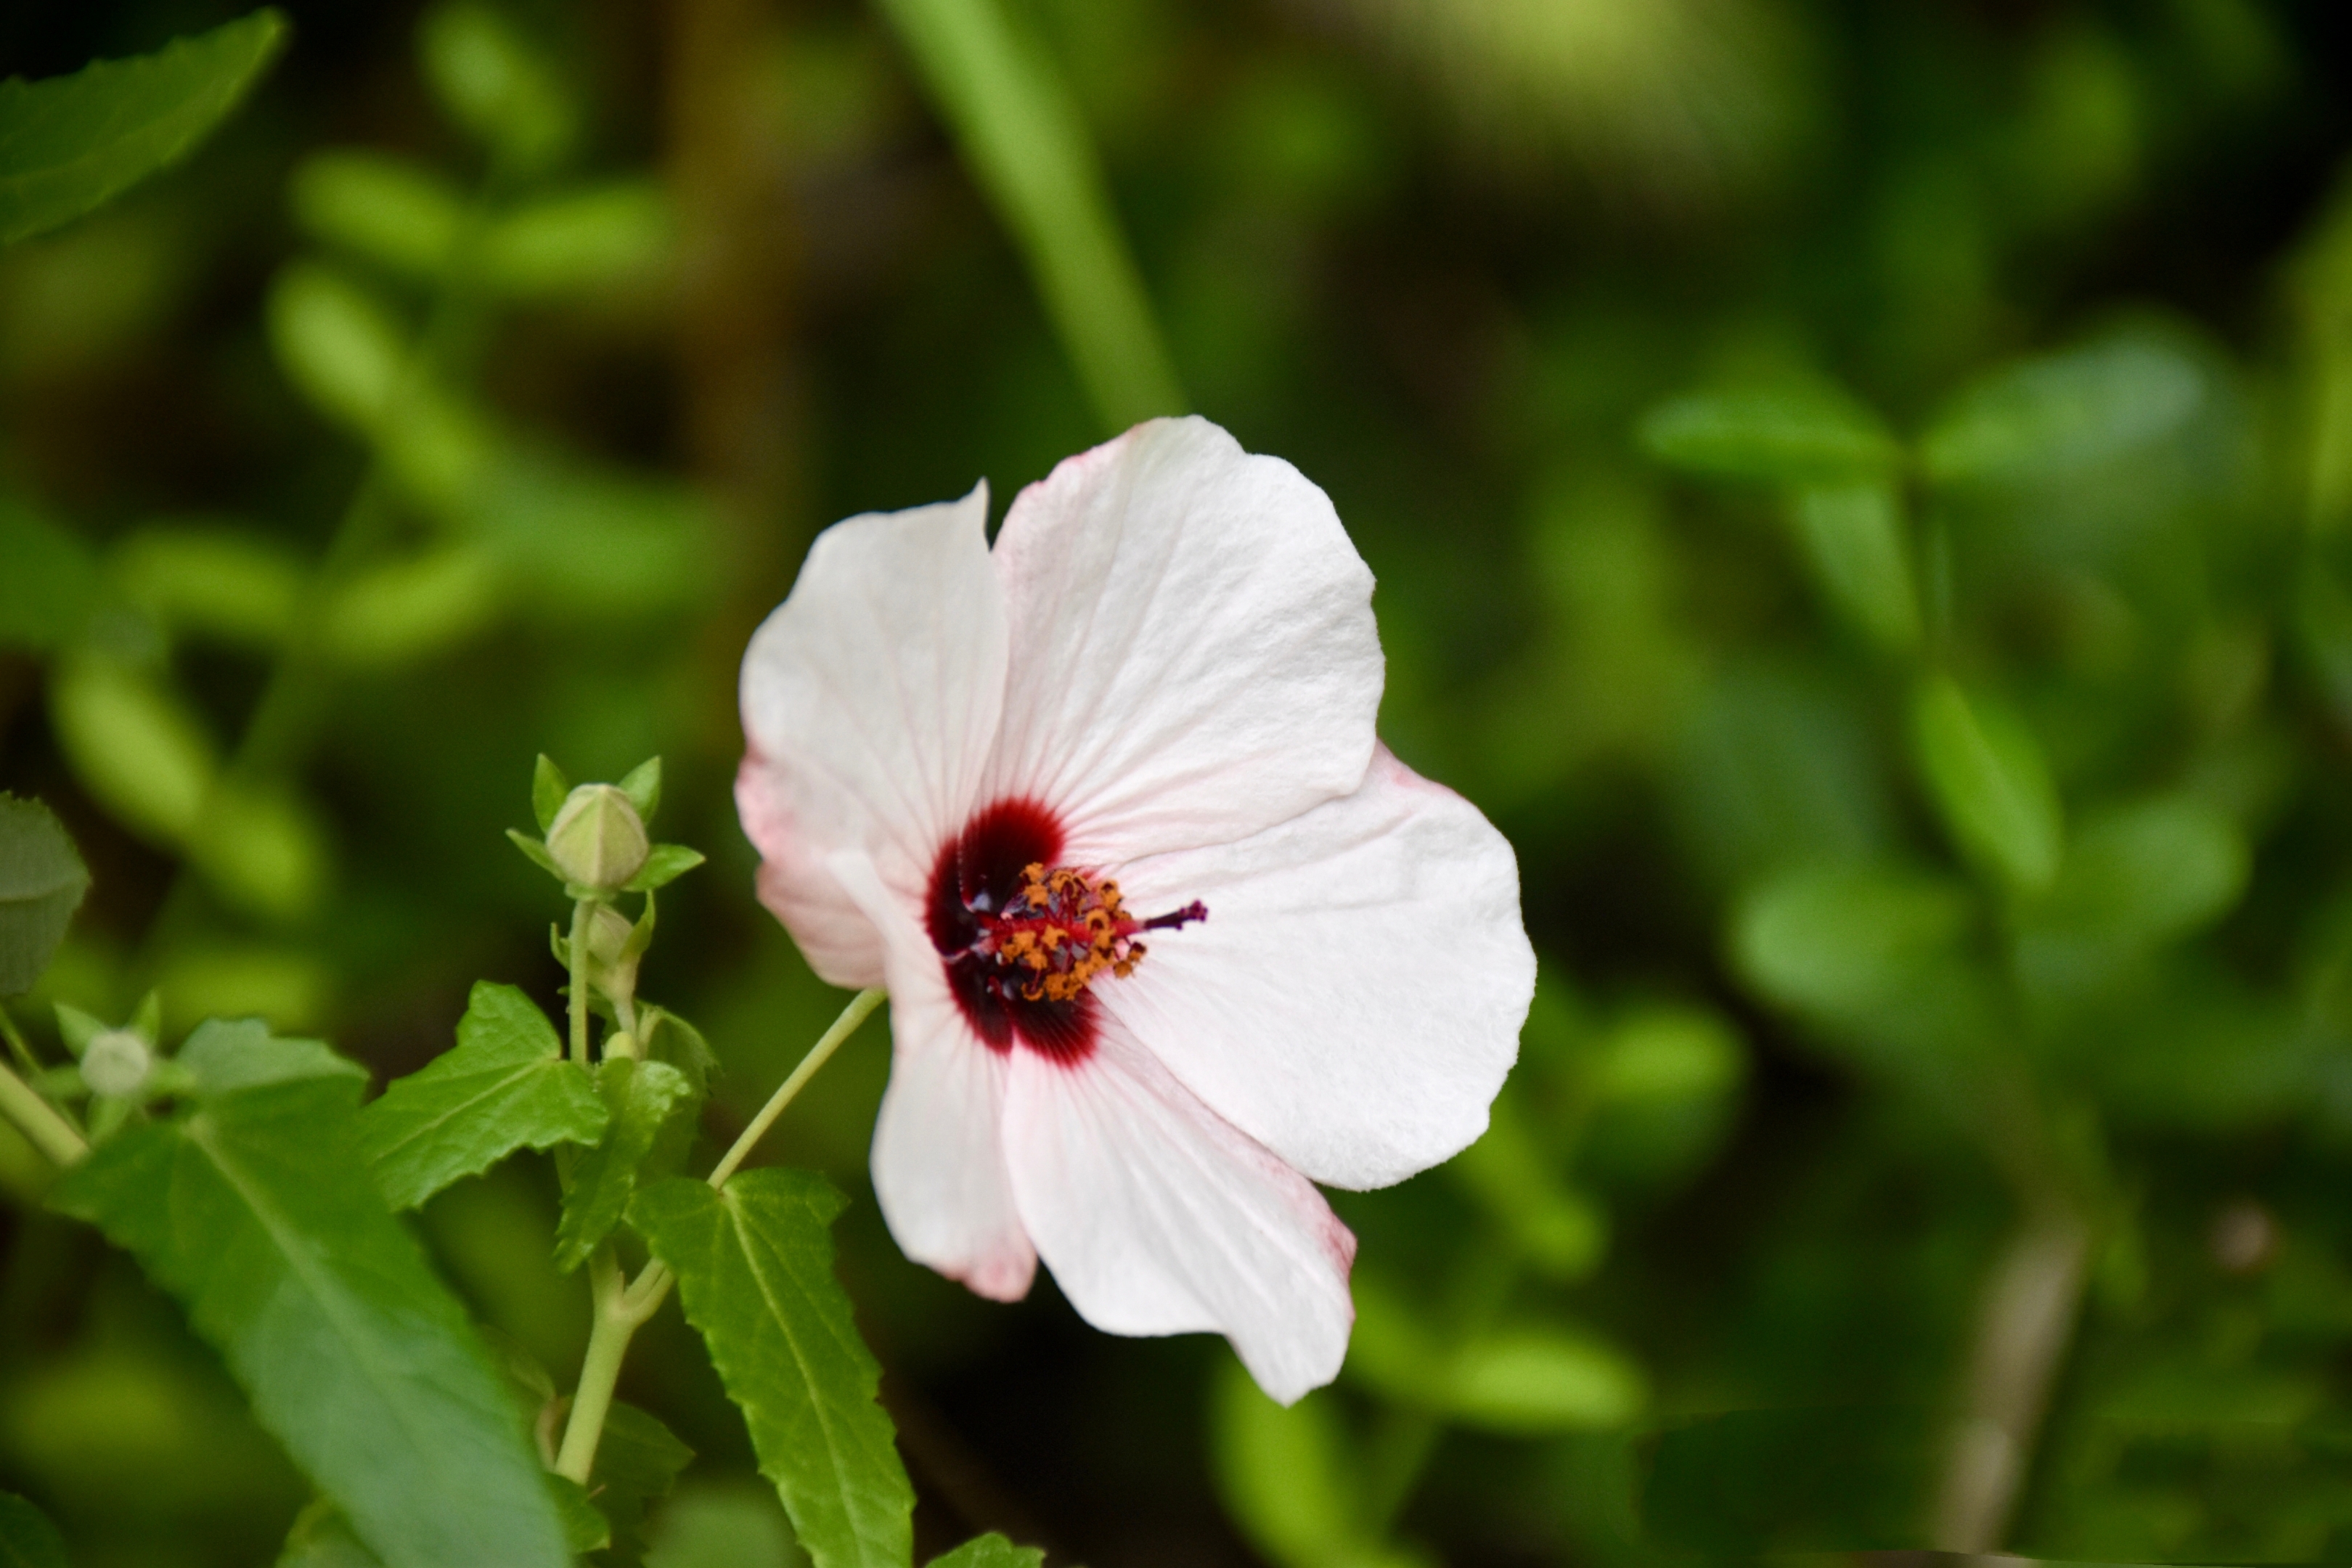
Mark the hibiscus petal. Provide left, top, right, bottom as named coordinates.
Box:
left=830, top=850, right=1037, bottom=1301
left=738, top=486, right=1008, bottom=987
left=1002, top=1022, right=1357, bottom=1405
left=1106, top=748, right=1535, bottom=1191
left=986, top=417, right=1383, bottom=864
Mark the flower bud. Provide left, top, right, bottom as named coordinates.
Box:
left=586, top=902, right=642, bottom=1005
left=83, top=1029, right=153, bottom=1098
left=546, top=783, right=648, bottom=891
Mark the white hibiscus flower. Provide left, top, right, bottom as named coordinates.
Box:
left=737, top=415, right=1534, bottom=1402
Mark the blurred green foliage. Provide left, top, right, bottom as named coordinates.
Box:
left=4, top=0, right=2352, bottom=1563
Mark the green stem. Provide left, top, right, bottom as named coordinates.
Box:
left=0, top=1058, right=88, bottom=1168
left=0, top=1003, right=44, bottom=1079
left=554, top=986, right=886, bottom=1477
left=565, top=897, right=597, bottom=1066
left=705, top=987, right=884, bottom=1188
left=553, top=1246, right=662, bottom=1483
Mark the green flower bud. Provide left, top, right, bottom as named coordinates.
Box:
left=83, top=1029, right=153, bottom=1098
left=585, top=902, right=642, bottom=1005
left=546, top=783, right=648, bottom=891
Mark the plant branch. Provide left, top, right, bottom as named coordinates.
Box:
left=1929, top=1204, right=2090, bottom=1553
left=0, top=1056, right=88, bottom=1168
left=704, top=987, right=885, bottom=1188
left=566, top=897, right=597, bottom=1066
left=554, top=985, right=886, bottom=1479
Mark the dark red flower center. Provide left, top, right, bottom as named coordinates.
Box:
left=926, top=799, right=1206, bottom=1064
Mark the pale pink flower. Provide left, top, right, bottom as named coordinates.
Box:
left=737, top=417, right=1533, bottom=1401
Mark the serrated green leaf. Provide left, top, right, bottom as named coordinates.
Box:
left=0, top=497, right=100, bottom=650
left=642, top=1005, right=719, bottom=1097
left=624, top=844, right=705, bottom=894
left=928, top=1535, right=1045, bottom=1568
left=51, top=1069, right=569, bottom=1568
left=618, top=757, right=661, bottom=822
left=179, top=1017, right=367, bottom=1095
left=631, top=1171, right=914, bottom=1568
left=594, top=1401, right=695, bottom=1567
left=1638, top=388, right=1901, bottom=486
left=1910, top=675, right=2065, bottom=893
left=0, top=11, right=287, bottom=245
left=360, top=981, right=606, bottom=1209
left=0, top=795, right=89, bottom=997
left=554, top=1056, right=692, bottom=1272
left=531, top=756, right=568, bottom=834
left=0, top=1490, right=68, bottom=1568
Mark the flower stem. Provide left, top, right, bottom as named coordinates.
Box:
left=704, top=987, right=885, bottom=1188
left=0, top=1057, right=88, bottom=1169
left=566, top=897, right=597, bottom=1066
left=554, top=1246, right=661, bottom=1482
left=552, top=985, right=886, bottom=1480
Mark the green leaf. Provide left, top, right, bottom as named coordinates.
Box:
left=479, top=181, right=671, bottom=296
left=418, top=2, right=579, bottom=177
left=52, top=1066, right=570, bottom=1568
left=1440, top=1327, right=1649, bottom=1434
left=359, top=981, right=607, bottom=1210
left=317, top=547, right=502, bottom=669
left=593, top=1401, right=695, bottom=1566
left=507, top=829, right=563, bottom=879
left=179, top=1017, right=367, bottom=1095
left=1919, top=332, right=2207, bottom=486
left=928, top=1535, right=1045, bottom=1568
left=642, top=1004, right=719, bottom=1103
left=617, top=757, right=662, bottom=822
left=2028, top=793, right=2249, bottom=950
left=631, top=1171, right=915, bottom=1568
left=266, top=262, right=409, bottom=432
left=0, top=795, right=89, bottom=997
left=547, top=1475, right=611, bottom=1554
left=624, top=844, right=705, bottom=893
left=1638, top=388, right=1902, bottom=486
left=0, top=1490, right=68, bottom=1568
left=1210, top=1363, right=1422, bottom=1568
left=47, top=656, right=217, bottom=846
left=276, top=1503, right=384, bottom=1568
left=531, top=755, right=569, bottom=834
left=1730, top=863, right=1975, bottom=1020
left=872, top=0, right=1185, bottom=434
left=289, top=150, right=465, bottom=278
left=0, top=497, right=100, bottom=650
left=0, top=11, right=288, bottom=245
left=1910, top=675, right=2065, bottom=893
left=113, top=525, right=303, bottom=649
left=1787, top=484, right=1920, bottom=654
left=554, top=1057, right=692, bottom=1272
left=1445, top=1093, right=1606, bottom=1282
